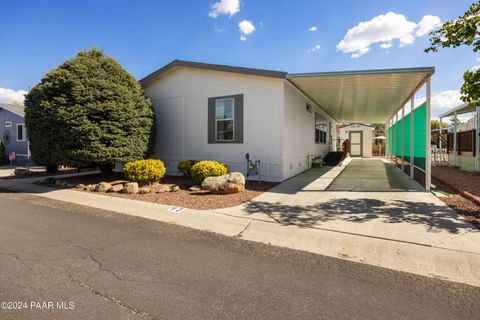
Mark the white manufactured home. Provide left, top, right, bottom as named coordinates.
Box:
left=141, top=61, right=336, bottom=182
left=141, top=60, right=434, bottom=188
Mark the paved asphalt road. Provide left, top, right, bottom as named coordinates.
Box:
left=0, top=190, right=479, bottom=320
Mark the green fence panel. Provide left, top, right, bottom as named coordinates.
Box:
left=413, top=102, right=426, bottom=170
left=396, top=118, right=403, bottom=157
left=385, top=128, right=392, bottom=154
left=403, top=113, right=411, bottom=158
left=392, top=123, right=397, bottom=155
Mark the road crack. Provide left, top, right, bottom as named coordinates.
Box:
left=67, top=272, right=155, bottom=320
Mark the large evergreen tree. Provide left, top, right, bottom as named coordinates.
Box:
left=24, top=49, right=154, bottom=172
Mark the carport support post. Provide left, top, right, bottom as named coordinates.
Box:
left=426, top=77, right=432, bottom=191
left=395, top=113, right=398, bottom=165
left=453, top=111, right=458, bottom=166
left=401, top=105, right=405, bottom=171
left=410, top=96, right=414, bottom=179
left=476, top=106, right=480, bottom=171
left=439, top=117, right=443, bottom=150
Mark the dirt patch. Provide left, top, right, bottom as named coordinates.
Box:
left=62, top=174, right=278, bottom=210
left=431, top=168, right=480, bottom=229
left=432, top=166, right=480, bottom=198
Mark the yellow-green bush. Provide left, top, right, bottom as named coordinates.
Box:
left=190, top=160, right=229, bottom=183
left=124, top=159, right=166, bottom=185
left=177, top=159, right=198, bottom=177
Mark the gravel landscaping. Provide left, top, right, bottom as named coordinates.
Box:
left=59, top=174, right=278, bottom=210
left=432, top=167, right=480, bottom=229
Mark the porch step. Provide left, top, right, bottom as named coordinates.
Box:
left=323, top=151, right=345, bottom=166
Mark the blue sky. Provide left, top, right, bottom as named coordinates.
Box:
left=0, top=0, right=477, bottom=119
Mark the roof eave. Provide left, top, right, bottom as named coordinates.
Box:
left=140, top=60, right=288, bottom=85
left=287, top=66, right=435, bottom=79
left=438, top=102, right=478, bottom=118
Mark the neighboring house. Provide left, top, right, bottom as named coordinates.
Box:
left=0, top=103, right=32, bottom=166
left=337, top=124, right=374, bottom=158
left=140, top=61, right=337, bottom=182
left=440, top=103, right=480, bottom=172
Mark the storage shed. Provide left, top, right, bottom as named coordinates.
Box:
left=338, top=124, right=374, bottom=157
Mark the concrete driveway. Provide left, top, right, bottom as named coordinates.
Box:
left=217, top=158, right=480, bottom=253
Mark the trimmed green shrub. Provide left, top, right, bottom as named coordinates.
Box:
left=0, top=141, right=6, bottom=165
left=124, top=159, right=166, bottom=185
left=190, top=160, right=229, bottom=183
left=177, top=159, right=198, bottom=177
left=24, top=48, right=154, bottom=171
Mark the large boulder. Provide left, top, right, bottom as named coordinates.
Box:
left=123, top=182, right=139, bottom=194
left=94, top=182, right=112, bottom=192
left=201, top=172, right=245, bottom=194
left=108, top=184, right=124, bottom=193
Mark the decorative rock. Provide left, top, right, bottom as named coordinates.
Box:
left=123, top=182, right=139, bottom=194
left=85, top=184, right=96, bottom=191
left=61, top=181, right=69, bottom=187
left=55, top=179, right=63, bottom=186
left=108, top=184, right=124, bottom=193
left=170, top=185, right=180, bottom=192
left=66, top=183, right=76, bottom=188
left=110, top=180, right=130, bottom=186
left=201, top=172, right=245, bottom=194
left=189, top=185, right=202, bottom=192
left=139, top=188, right=152, bottom=194
left=156, top=185, right=170, bottom=193
left=94, top=182, right=112, bottom=192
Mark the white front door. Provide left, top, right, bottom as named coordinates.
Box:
left=349, top=131, right=363, bottom=157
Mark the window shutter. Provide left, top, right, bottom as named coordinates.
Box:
left=208, top=97, right=216, bottom=143
left=234, top=94, right=244, bottom=143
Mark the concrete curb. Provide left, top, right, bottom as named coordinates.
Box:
left=1, top=178, right=479, bottom=287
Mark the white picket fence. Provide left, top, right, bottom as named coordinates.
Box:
left=431, top=146, right=448, bottom=166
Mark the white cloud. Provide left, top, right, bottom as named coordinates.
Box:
left=209, top=0, right=240, bottom=18
left=307, top=44, right=321, bottom=53
left=416, top=15, right=442, bottom=36
left=238, top=20, right=255, bottom=35
left=308, top=26, right=318, bottom=32
left=238, top=20, right=255, bottom=40
left=415, top=90, right=462, bottom=119
left=470, top=58, right=480, bottom=71
left=0, top=87, right=27, bottom=104
left=337, top=12, right=441, bottom=58
left=380, top=42, right=392, bottom=49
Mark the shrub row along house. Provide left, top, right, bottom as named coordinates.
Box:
left=140, top=60, right=434, bottom=187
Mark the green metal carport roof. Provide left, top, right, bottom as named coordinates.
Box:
left=287, top=67, right=435, bottom=124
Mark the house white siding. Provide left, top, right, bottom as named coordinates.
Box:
left=282, top=82, right=337, bottom=180
left=143, top=67, right=285, bottom=181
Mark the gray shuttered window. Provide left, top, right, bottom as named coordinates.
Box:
left=208, top=94, right=244, bottom=144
